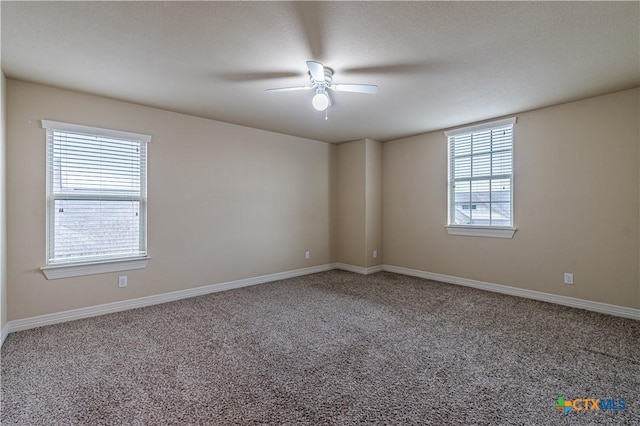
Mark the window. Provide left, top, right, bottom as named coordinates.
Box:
left=41, top=120, right=151, bottom=279
left=445, top=117, right=516, bottom=238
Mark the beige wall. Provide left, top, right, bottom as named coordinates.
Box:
left=365, top=139, right=382, bottom=268
left=335, top=139, right=366, bottom=267
left=334, top=138, right=383, bottom=269
left=4, top=79, right=638, bottom=324
left=1, top=71, right=6, bottom=333
left=6, top=80, right=332, bottom=320
left=383, top=88, right=640, bottom=309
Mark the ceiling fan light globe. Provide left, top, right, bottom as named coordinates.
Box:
left=312, top=92, right=330, bottom=111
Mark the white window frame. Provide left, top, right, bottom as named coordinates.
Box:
left=445, top=117, right=517, bottom=239
left=40, top=120, right=151, bottom=279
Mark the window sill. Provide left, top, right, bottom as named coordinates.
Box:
left=41, top=257, right=150, bottom=280
left=445, top=226, right=517, bottom=239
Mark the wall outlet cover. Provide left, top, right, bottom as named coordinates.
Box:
left=564, top=273, right=574, bottom=285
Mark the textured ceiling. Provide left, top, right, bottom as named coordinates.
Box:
left=2, top=1, right=639, bottom=143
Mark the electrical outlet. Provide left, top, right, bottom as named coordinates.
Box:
left=564, top=273, right=573, bottom=285
left=118, top=276, right=128, bottom=288
left=305, top=250, right=310, bottom=260
left=373, top=250, right=378, bottom=259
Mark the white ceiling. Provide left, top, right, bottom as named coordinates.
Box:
left=2, top=1, right=639, bottom=143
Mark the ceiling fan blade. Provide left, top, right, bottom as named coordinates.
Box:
left=216, top=71, right=302, bottom=82
left=306, top=61, right=325, bottom=82
left=265, top=86, right=313, bottom=93
left=342, top=62, right=432, bottom=75
left=330, top=84, right=379, bottom=94
left=293, top=3, right=325, bottom=61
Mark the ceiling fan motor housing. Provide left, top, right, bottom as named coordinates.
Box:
left=309, top=67, right=334, bottom=87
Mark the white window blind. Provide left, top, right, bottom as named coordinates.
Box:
left=42, top=120, right=150, bottom=265
left=446, top=117, right=515, bottom=227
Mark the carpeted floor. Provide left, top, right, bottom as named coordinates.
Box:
left=1, top=270, right=638, bottom=425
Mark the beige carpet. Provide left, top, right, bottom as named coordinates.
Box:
left=1, top=270, right=638, bottom=425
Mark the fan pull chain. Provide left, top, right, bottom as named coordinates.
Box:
left=325, top=109, right=328, bottom=120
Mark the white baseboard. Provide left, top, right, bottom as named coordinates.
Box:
left=383, top=264, right=640, bottom=321
left=7, top=263, right=334, bottom=334
left=4, top=262, right=637, bottom=343
left=334, top=263, right=384, bottom=275
left=1, top=323, right=8, bottom=346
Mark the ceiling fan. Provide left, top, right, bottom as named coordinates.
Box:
left=266, top=61, right=378, bottom=112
